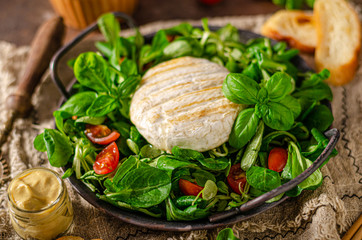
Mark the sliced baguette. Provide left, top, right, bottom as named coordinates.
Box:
left=314, top=0, right=361, bottom=86
left=261, top=10, right=317, bottom=53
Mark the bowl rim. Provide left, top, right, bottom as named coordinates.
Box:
left=49, top=12, right=340, bottom=231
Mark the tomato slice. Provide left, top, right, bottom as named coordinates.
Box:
left=227, top=164, right=247, bottom=195
left=85, top=124, right=120, bottom=145
left=93, top=142, right=120, bottom=174
left=179, top=179, right=203, bottom=196
left=268, top=147, right=288, bottom=172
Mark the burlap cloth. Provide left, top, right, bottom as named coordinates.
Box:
left=0, top=12, right=361, bottom=240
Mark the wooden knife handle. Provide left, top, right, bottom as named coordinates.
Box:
left=6, top=16, right=65, bottom=117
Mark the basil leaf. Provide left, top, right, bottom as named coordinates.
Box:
left=265, top=72, right=293, bottom=102
left=43, top=129, right=73, bottom=167
left=229, top=108, right=260, bottom=149
left=86, top=95, right=117, bottom=117
left=278, top=95, right=301, bottom=119
left=222, top=73, right=260, bottom=105
left=246, top=166, right=281, bottom=192
left=74, top=52, right=111, bottom=92
left=261, top=102, right=294, bottom=130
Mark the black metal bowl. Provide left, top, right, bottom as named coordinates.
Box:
left=49, top=12, right=340, bottom=231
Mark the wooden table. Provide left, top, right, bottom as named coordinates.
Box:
left=0, top=0, right=280, bottom=46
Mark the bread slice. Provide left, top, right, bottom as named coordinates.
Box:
left=314, top=0, right=361, bottom=86
left=261, top=10, right=317, bottom=53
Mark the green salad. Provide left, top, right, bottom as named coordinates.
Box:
left=34, top=13, right=337, bottom=221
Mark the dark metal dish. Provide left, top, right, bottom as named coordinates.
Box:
left=49, top=12, right=340, bottom=231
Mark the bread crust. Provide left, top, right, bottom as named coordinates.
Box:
left=261, top=10, right=316, bottom=53
left=314, top=0, right=361, bottom=86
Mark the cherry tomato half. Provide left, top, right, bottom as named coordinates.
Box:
left=85, top=124, right=120, bottom=145
left=179, top=179, right=203, bottom=196
left=268, top=147, right=288, bottom=172
left=93, top=142, right=120, bottom=174
left=227, top=164, right=247, bottom=195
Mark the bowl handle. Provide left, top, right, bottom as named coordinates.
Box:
left=209, top=128, right=340, bottom=223
left=50, top=12, right=137, bottom=99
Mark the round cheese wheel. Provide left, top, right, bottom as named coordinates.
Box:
left=130, top=56, right=242, bottom=152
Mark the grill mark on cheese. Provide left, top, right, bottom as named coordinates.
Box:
left=142, top=61, right=196, bottom=83
left=168, top=102, right=239, bottom=124
left=141, top=72, right=225, bottom=96
left=165, top=95, right=224, bottom=115
left=142, top=77, right=224, bottom=104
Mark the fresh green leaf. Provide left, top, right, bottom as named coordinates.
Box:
left=86, top=95, right=117, bottom=117
left=229, top=108, right=260, bottom=149
left=172, top=146, right=204, bottom=161
left=192, top=169, right=216, bottom=187
left=74, top=52, right=111, bottom=92
left=58, top=91, right=97, bottom=117
left=106, top=167, right=171, bottom=208
left=43, top=129, right=73, bottom=167
left=140, top=144, right=162, bottom=159
left=246, top=166, right=281, bottom=192
left=222, top=73, right=260, bottom=105
left=163, top=39, right=193, bottom=58
left=261, top=102, right=294, bottom=130
left=216, top=228, right=240, bottom=240
left=75, top=116, right=106, bottom=125
left=265, top=72, right=293, bottom=102
left=197, top=157, right=230, bottom=171
left=202, top=180, right=218, bottom=200
left=240, top=121, right=264, bottom=171
left=278, top=95, right=301, bottom=119
left=303, top=104, right=333, bottom=132
left=118, top=75, right=141, bottom=98
left=33, top=133, right=46, bottom=152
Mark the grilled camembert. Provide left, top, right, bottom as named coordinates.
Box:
left=130, top=56, right=243, bottom=152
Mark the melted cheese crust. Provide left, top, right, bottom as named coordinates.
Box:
left=130, top=57, right=242, bottom=152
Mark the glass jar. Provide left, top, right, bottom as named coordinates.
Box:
left=7, top=168, right=74, bottom=240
